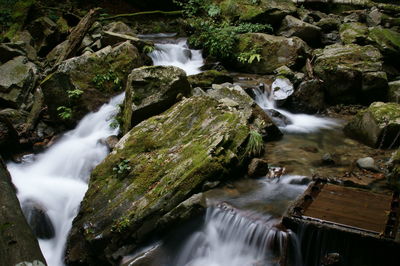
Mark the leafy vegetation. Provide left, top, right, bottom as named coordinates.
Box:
left=92, top=70, right=122, bottom=91
left=237, top=47, right=261, bottom=64
left=143, top=45, right=155, bottom=54
left=113, top=159, right=131, bottom=177
left=57, top=106, right=72, bottom=120
left=244, top=130, right=264, bottom=157
left=67, top=88, right=84, bottom=99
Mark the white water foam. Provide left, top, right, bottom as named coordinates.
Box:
left=254, top=88, right=338, bottom=133
left=8, top=93, right=124, bottom=266
left=149, top=38, right=203, bottom=76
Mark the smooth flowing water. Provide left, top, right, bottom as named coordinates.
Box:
left=8, top=94, right=124, bottom=266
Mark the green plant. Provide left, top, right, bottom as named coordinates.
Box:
left=237, top=48, right=261, bottom=64
left=57, top=106, right=72, bottom=120
left=244, top=130, right=264, bottom=157
left=113, top=159, right=131, bottom=176
left=143, top=45, right=155, bottom=54
left=207, top=4, right=221, bottom=17
left=109, top=119, right=120, bottom=129
left=92, top=70, right=121, bottom=91
left=67, top=88, right=83, bottom=98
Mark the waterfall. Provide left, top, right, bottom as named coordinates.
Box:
left=7, top=94, right=124, bottom=266
left=176, top=203, right=302, bottom=266
left=253, top=88, right=338, bottom=134
left=148, top=37, right=203, bottom=76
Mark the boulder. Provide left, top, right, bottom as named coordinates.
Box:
left=103, top=21, right=136, bottom=37
left=339, top=22, right=368, bottom=44
left=187, top=70, right=233, bottom=89
left=22, top=201, right=55, bottom=239
left=356, top=157, right=379, bottom=172
left=368, top=27, right=400, bottom=62
left=366, top=7, right=383, bottom=27
left=235, top=33, right=309, bottom=74
left=388, top=80, right=400, bottom=103
left=316, top=17, right=341, bottom=32
left=11, top=31, right=38, bottom=61
left=218, top=0, right=296, bottom=26
left=41, top=41, right=146, bottom=126
left=0, top=158, right=46, bottom=265
left=66, top=94, right=267, bottom=264
left=101, top=31, right=153, bottom=50
left=344, top=102, right=400, bottom=148
left=121, top=65, right=191, bottom=134
left=314, top=44, right=388, bottom=105
left=27, top=17, right=61, bottom=57
left=287, top=79, right=326, bottom=114
left=0, top=56, right=38, bottom=108
left=278, top=15, right=322, bottom=47
left=248, top=158, right=269, bottom=178
left=0, top=43, right=26, bottom=63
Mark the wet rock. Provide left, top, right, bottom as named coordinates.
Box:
left=270, top=77, right=293, bottom=105
left=235, top=33, right=309, bottom=74
left=0, top=116, right=20, bottom=158
left=0, top=158, right=46, bottom=265
left=66, top=95, right=262, bottom=264
left=321, top=252, right=342, bottom=266
left=248, top=158, right=269, bottom=178
left=388, top=80, right=400, bottom=103
left=344, top=102, right=400, bottom=148
left=278, top=15, right=322, bottom=47
left=265, top=109, right=291, bottom=127
left=103, top=21, right=136, bottom=37
left=0, top=56, right=38, bottom=108
left=314, top=44, right=387, bottom=105
left=121, top=65, right=191, bottom=134
left=316, top=17, right=341, bottom=32
left=187, top=70, right=233, bottom=89
left=289, top=176, right=311, bottom=185
left=356, top=157, right=379, bottom=172
left=339, top=22, right=368, bottom=44
left=322, top=153, right=335, bottom=165
left=41, top=41, right=145, bottom=126
left=217, top=0, right=296, bottom=26
left=287, top=79, right=325, bottom=114
left=368, top=27, right=400, bottom=62
left=22, top=201, right=55, bottom=239
left=100, top=135, right=119, bottom=150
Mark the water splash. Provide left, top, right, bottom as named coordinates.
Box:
left=8, top=93, right=124, bottom=266
left=149, top=38, right=203, bottom=76
left=176, top=203, right=302, bottom=266
left=254, top=88, right=338, bottom=134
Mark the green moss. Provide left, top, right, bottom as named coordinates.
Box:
left=369, top=102, right=400, bottom=125
left=369, top=27, right=400, bottom=55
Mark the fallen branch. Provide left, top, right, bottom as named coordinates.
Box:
left=100, top=10, right=183, bottom=21
left=55, top=8, right=100, bottom=65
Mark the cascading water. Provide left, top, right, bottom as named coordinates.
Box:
left=7, top=94, right=124, bottom=266
left=147, top=36, right=203, bottom=75
left=253, top=88, right=338, bottom=134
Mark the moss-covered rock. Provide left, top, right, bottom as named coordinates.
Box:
left=41, top=41, right=146, bottom=127
left=368, top=26, right=400, bottom=61
left=314, top=44, right=388, bottom=104
left=344, top=102, right=400, bottom=148
left=278, top=15, right=322, bottom=47
left=218, top=0, right=296, bottom=26
left=388, top=80, right=400, bottom=103
left=0, top=56, right=38, bottom=109
left=0, top=158, right=46, bottom=265
left=235, top=33, right=309, bottom=74
left=66, top=94, right=268, bottom=264
left=387, top=149, right=400, bottom=191
left=187, top=70, right=233, bottom=89
left=121, top=65, right=191, bottom=134
left=339, top=22, right=368, bottom=44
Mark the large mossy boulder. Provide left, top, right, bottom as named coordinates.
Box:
left=218, top=0, right=296, bottom=26
left=339, top=22, right=368, bottom=44
left=66, top=93, right=272, bottom=264
left=278, top=15, right=322, bottom=47
left=121, top=65, right=191, bottom=134
left=235, top=33, right=309, bottom=74
left=187, top=70, right=233, bottom=89
left=41, top=41, right=146, bottom=126
left=344, top=102, right=400, bottom=148
left=368, top=27, right=400, bottom=62
left=0, top=158, right=46, bottom=265
left=314, top=44, right=388, bottom=105
left=0, top=56, right=38, bottom=109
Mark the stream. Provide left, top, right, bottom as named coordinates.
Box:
left=8, top=35, right=342, bottom=266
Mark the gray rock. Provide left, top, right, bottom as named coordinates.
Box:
left=271, top=77, right=294, bottom=103
left=339, top=22, right=368, bottom=44
left=121, top=65, right=191, bottom=134
left=322, top=153, right=335, bottom=165
left=0, top=43, right=26, bottom=63
left=356, top=157, right=379, bottom=172
left=102, top=31, right=153, bottom=50
left=0, top=56, right=38, bottom=108
left=344, top=102, right=400, bottom=148
left=288, top=79, right=325, bottom=114
left=316, top=17, right=341, bottom=32
left=388, top=80, right=400, bottom=103
left=248, top=158, right=269, bottom=178
left=22, top=201, right=55, bottom=239
left=103, top=21, right=136, bottom=37
left=278, top=15, right=322, bottom=46
left=314, top=44, right=387, bottom=105
left=366, top=8, right=382, bottom=27
left=27, top=17, right=61, bottom=57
